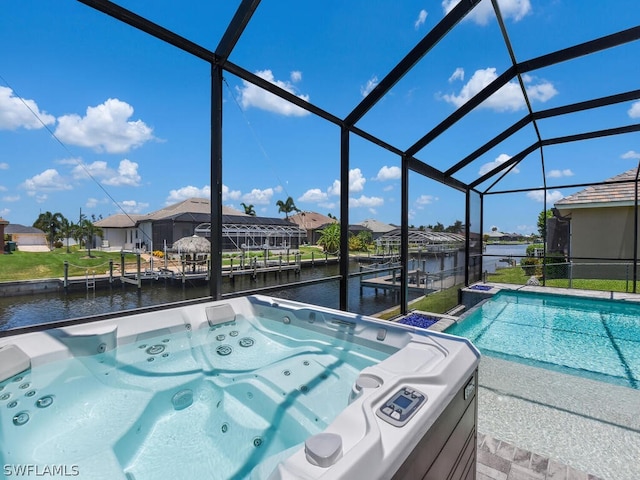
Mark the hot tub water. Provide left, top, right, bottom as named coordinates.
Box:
left=1, top=315, right=386, bottom=480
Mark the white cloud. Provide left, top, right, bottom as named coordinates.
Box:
left=415, top=9, right=428, bottom=29
left=0, top=86, right=55, bottom=130
left=547, top=169, right=574, bottom=178
left=448, top=68, right=465, bottom=83
left=104, top=159, right=140, bottom=187
left=415, top=194, right=436, bottom=207
left=360, top=76, right=379, bottom=97
left=327, top=179, right=341, bottom=196
left=290, top=71, right=302, bottom=83
left=56, top=157, right=82, bottom=166
left=374, top=165, right=401, bottom=181
left=349, top=195, right=384, bottom=208
left=621, top=150, right=640, bottom=160
left=628, top=101, right=640, bottom=118
left=21, top=169, right=72, bottom=193
left=120, top=200, right=149, bottom=214
left=349, top=168, right=366, bottom=192
left=55, top=98, right=154, bottom=153
left=72, top=160, right=108, bottom=180
left=71, top=159, right=141, bottom=187
left=326, top=169, right=366, bottom=197
left=527, top=189, right=564, bottom=204
left=442, top=67, right=557, bottom=111
left=442, top=0, right=531, bottom=25
left=2, top=195, right=19, bottom=202
left=85, top=198, right=99, bottom=208
left=0, top=208, right=9, bottom=217
left=222, top=184, right=241, bottom=201
left=383, top=185, right=394, bottom=192
left=0, top=186, right=7, bottom=192
left=299, top=188, right=328, bottom=203
left=0, top=162, right=8, bottom=170
left=479, top=153, right=519, bottom=176
left=319, top=202, right=337, bottom=210
left=167, top=185, right=212, bottom=203
left=236, top=70, right=310, bottom=117
left=242, top=188, right=275, bottom=205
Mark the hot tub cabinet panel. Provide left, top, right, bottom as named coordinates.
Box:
left=392, top=370, right=477, bottom=480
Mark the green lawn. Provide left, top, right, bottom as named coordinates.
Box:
left=486, top=266, right=529, bottom=284
left=0, top=246, right=337, bottom=282
left=486, top=266, right=639, bottom=292
left=0, top=249, right=138, bottom=281
left=376, top=284, right=461, bottom=320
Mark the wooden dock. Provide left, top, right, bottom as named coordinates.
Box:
left=359, top=268, right=463, bottom=295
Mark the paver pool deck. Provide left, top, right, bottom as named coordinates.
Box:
left=477, top=434, right=603, bottom=480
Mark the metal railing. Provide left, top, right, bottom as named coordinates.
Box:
left=483, top=254, right=640, bottom=293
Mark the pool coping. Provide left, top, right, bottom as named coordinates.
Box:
left=456, top=282, right=640, bottom=326
left=466, top=282, right=640, bottom=301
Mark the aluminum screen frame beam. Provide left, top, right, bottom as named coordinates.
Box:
left=471, top=123, right=640, bottom=191
left=407, top=26, right=640, bottom=160
left=445, top=89, right=640, bottom=178
left=215, top=0, right=261, bottom=63
left=344, top=0, right=481, bottom=127
left=77, top=0, right=216, bottom=62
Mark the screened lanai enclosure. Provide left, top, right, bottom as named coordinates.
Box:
left=3, top=0, right=640, bottom=321
left=195, top=218, right=306, bottom=251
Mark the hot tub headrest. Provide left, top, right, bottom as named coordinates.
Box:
left=206, top=303, right=236, bottom=327
left=0, top=344, right=31, bottom=383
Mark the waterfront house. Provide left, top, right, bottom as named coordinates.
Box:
left=288, top=212, right=336, bottom=245
left=554, top=168, right=639, bottom=278
left=4, top=224, right=47, bottom=249
left=96, top=198, right=306, bottom=252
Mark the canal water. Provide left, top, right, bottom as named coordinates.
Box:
left=0, top=245, right=527, bottom=331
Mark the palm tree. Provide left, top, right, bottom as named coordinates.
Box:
left=77, top=218, right=103, bottom=257
left=317, top=223, right=340, bottom=253
left=33, top=211, right=65, bottom=249
left=60, top=217, right=75, bottom=253
left=276, top=196, right=300, bottom=220
left=240, top=202, right=256, bottom=216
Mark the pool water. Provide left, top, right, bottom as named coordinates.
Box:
left=0, top=314, right=390, bottom=480
left=447, top=290, right=640, bottom=390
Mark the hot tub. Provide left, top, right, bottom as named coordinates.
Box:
left=0, top=296, right=479, bottom=480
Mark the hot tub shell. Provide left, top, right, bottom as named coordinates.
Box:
left=0, top=295, right=479, bottom=480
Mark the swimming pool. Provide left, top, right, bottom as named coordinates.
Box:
left=0, top=296, right=479, bottom=480
left=448, top=290, right=640, bottom=390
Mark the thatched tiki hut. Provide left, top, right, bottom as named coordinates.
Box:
left=172, top=235, right=211, bottom=273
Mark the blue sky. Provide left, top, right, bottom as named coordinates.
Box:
left=1, top=0, right=639, bottom=234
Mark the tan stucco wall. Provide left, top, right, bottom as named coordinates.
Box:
left=562, top=206, right=638, bottom=259
left=11, top=232, right=47, bottom=246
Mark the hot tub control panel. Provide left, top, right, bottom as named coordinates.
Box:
left=376, top=386, right=427, bottom=427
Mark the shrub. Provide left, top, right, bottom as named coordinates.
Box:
left=54, top=241, right=64, bottom=249
left=520, top=257, right=541, bottom=276
left=543, top=253, right=567, bottom=279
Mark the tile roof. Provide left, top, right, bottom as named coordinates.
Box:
left=5, top=224, right=45, bottom=234
left=288, top=211, right=336, bottom=229
left=555, top=168, right=640, bottom=208
left=146, top=198, right=245, bottom=220
left=358, top=218, right=395, bottom=233
left=95, top=214, right=145, bottom=228
left=96, top=198, right=246, bottom=227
